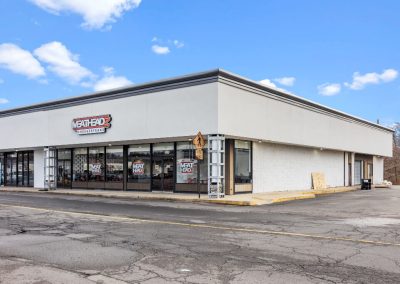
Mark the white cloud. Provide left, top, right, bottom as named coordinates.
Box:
left=259, top=78, right=289, bottom=93
left=29, top=0, right=141, bottom=30
left=0, top=43, right=45, bottom=79
left=274, top=76, right=295, bottom=86
left=344, top=68, right=398, bottom=90
left=102, top=66, right=115, bottom=75
left=152, top=44, right=170, bottom=55
left=34, top=41, right=94, bottom=85
left=93, top=66, right=132, bottom=91
left=173, top=40, right=184, bottom=48
left=318, top=83, right=341, bottom=96
left=94, top=75, right=132, bottom=91
left=0, top=98, right=9, bottom=104
left=259, top=78, right=278, bottom=89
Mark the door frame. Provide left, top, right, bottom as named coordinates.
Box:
left=151, top=156, right=175, bottom=192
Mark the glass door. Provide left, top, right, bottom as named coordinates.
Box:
left=152, top=157, right=174, bottom=192
left=57, top=149, right=72, bottom=189
left=5, top=153, right=17, bottom=186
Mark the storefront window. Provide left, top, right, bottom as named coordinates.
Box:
left=6, top=153, right=17, bottom=186
left=128, top=144, right=151, bottom=183
left=176, top=142, right=197, bottom=184
left=199, top=148, right=208, bottom=184
left=234, top=140, right=252, bottom=184
left=88, top=147, right=105, bottom=182
left=0, top=153, right=4, bottom=186
left=176, top=142, right=208, bottom=184
left=28, top=152, right=34, bottom=187
left=106, top=146, right=123, bottom=183
left=73, top=148, right=88, bottom=182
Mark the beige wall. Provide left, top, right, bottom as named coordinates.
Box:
left=218, top=82, right=392, bottom=157
left=0, top=83, right=218, bottom=151
left=253, top=142, right=345, bottom=192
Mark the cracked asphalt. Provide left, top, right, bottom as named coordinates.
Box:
left=1, top=187, right=400, bottom=283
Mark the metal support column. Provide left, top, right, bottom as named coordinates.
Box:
left=43, top=147, right=57, bottom=191
left=207, top=134, right=225, bottom=198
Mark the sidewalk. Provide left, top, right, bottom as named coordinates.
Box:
left=0, top=186, right=360, bottom=206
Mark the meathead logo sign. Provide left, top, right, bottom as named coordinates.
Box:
left=72, top=114, right=112, bottom=135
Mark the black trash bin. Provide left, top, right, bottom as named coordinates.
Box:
left=361, top=179, right=372, bottom=190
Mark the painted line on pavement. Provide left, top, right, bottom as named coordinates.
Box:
left=1, top=204, right=400, bottom=248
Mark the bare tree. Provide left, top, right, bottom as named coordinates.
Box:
left=385, top=123, right=400, bottom=184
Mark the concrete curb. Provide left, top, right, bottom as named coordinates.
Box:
left=0, top=186, right=361, bottom=206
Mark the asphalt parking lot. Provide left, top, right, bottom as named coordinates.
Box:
left=0, top=187, right=400, bottom=283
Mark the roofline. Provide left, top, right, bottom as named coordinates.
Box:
left=0, top=68, right=394, bottom=133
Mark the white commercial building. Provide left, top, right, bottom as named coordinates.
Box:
left=0, top=70, right=393, bottom=195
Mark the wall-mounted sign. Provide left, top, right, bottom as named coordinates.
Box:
left=72, top=114, right=112, bottom=135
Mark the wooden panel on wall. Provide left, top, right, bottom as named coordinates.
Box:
left=225, top=139, right=234, bottom=195
left=234, top=183, right=253, bottom=193
left=311, top=172, right=327, bottom=190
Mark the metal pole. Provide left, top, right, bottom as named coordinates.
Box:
left=197, top=160, right=200, bottom=199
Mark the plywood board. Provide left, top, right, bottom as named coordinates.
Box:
left=312, top=172, right=327, bottom=190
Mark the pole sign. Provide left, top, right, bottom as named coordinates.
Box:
left=72, top=114, right=112, bottom=135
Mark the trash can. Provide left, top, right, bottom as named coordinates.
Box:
left=361, top=179, right=372, bottom=190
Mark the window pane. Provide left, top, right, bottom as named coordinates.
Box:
left=234, top=140, right=252, bottom=184
left=88, top=147, right=105, bottom=182
left=73, top=148, right=88, bottom=182
left=28, top=152, right=34, bottom=187
left=106, top=146, right=124, bottom=183
left=17, top=152, right=23, bottom=186
left=177, top=142, right=197, bottom=184
left=0, top=154, right=3, bottom=186
left=128, top=144, right=151, bottom=183
left=153, top=143, right=174, bottom=155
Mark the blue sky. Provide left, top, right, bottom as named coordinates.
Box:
left=0, top=0, right=399, bottom=126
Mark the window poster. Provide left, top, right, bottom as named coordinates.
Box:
left=177, top=159, right=197, bottom=184
left=90, top=163, right=102, bottom=176
left=132, top=160, right=145, bottom=175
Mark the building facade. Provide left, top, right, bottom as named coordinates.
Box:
left=0, top=69, right=393, bottom=195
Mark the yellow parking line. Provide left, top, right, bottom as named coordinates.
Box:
left=2, top=204, right=400, bottom=247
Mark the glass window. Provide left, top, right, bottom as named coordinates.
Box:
left=176, top=142, right=208, bottom=184
left=176, top=142, right=197, bottom=184
left=17, top=152, right=23, bottom=186
left=28, top=152, right=34, bottom=187
left=6, top=153, right=17, bottom=186
left=88, top=147, right=105, bottom=182
left=234, top=140, right=252, bottom=184
left=23, top=152, right=29, bottom=186
left=106, top=146, right=124, bottom=183
left=73, top=148, right=88, bottom=182
left=199, top=148, right=208, bottom=184
left=0, top=153, right=4, bottom=186
left=128, top=144, right=151, bottom=183
left=153, top=143, right=174, bottom=156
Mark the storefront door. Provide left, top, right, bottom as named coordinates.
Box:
left=57, top=160, right=72, bottom=188
left=152, top=157, right=174, bottom=191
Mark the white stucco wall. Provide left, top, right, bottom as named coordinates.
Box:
left=218, top=82, right=393, bottom=157
left=0, top=82, right=218, bottom=151
left=253, top=142, right=345, bottom=193
left=34, top=149, right=44, bottom=189
left=373, top=156, right=384, bottom=184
